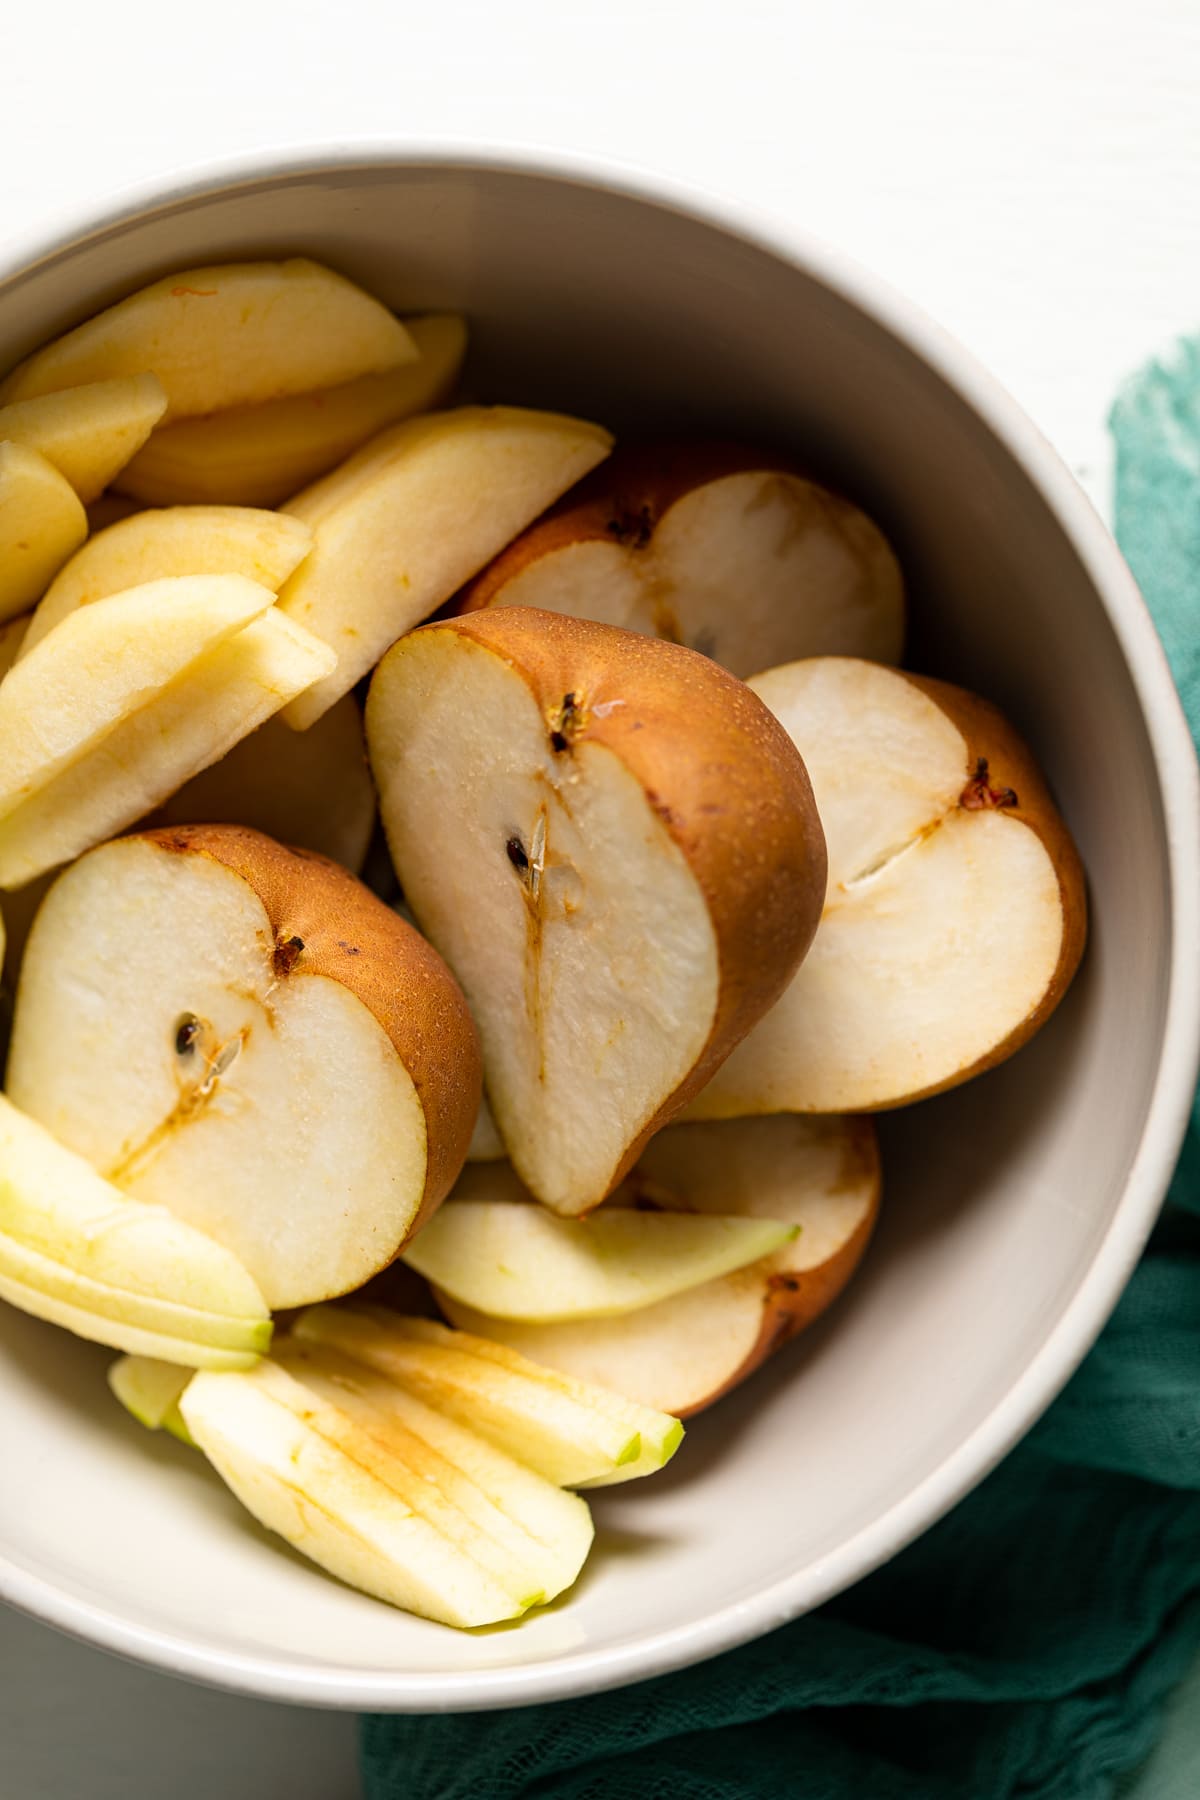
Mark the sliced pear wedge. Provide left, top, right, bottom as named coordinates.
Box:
left=402, top=1166, right=798, bottom=1320
left=0, top=1095, right=270, bottom=1366
left=180, top=1356, right=588, bottom=1627
left=292, top=1306, right=683, bottom=1488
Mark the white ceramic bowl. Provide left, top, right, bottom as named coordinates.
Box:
left=0, top=148, right=1197, bottom=1713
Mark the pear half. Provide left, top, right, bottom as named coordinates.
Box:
left=437, top=1114, right=879, bottom=1417
left=7, top=825, right=482, bottom=1307
left=686, top=658, right=1087, bottom=1116
left=459, top=440, right=904, bottom=678
left=0, top=1095, right=269, bottom=1367
left=367, top=608, right=826, bottom=1215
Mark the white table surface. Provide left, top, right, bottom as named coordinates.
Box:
left=2, top=2, right=1199, bottom=1793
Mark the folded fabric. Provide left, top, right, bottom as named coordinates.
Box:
left=362, top=341, right=1200, bottom=1800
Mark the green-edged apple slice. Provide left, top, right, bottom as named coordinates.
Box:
left=108, top=1355, right=194, bottom=1443
left=292, top=1305, right=683, bottom=1488
left=0, top=1095, right=270, bottom=1366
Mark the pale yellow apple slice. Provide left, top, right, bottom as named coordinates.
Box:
left=8, top=827, right=481, bottom=1308
left=21, top=505, right=313, bottom=657
left=403, top=1164, right=797, bottom=1320
left=460, top=441, right=905, bottom=678
left=274, top=1340, right=592, bottom=1601
left=366, top=608, right=825, bottom=1215
left=117, top=314, right=469, bottom=509
left=0, top=579, right=332, bottom=888
left=438, top=1114, right=879, bottom=1418
left=467, top=1096, right=505, bottom=1162
left=0, top=375, right=167, bottom=503
left=0, top=1094, right=270, bottom=1367
left=0, top=260, right=415, bottom=418
left=153, top=696, right=376, bottom=872
left=107, top=1355, right=194, bottom=1442
left=0, top=441, right=87, bottom=622
left=180, top=1359, right=564, bottom=1626
left=0, top=612, right=27, bottom=678
left=292, top=1306, right=683, bottom=1487
left=278, top=406, right=613, bottom=728
left=684, top=659, right=1087, bottom=1117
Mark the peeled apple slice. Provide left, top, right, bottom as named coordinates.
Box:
left=0, top=374, right=167, bottom=502
left=0, top=1095, right=270, bottom=1366
left=117, top=314, right=469, bottom=508
left=402, top=1166, right=798, bottom=1320
left=0, top=259, right=416, bottom=418
left=0, top=441, right=87, bottom=623
left=293, top=1307, right=683, bottom=1488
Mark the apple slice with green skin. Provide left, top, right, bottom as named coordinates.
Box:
left=0, top=260, right=415, bottom=419
left=108, top=1355, right=194, bottom=1443
left=8, top=825, right=482, bottom=1308
left=0, top=1095, right=270, bottom=1367
left=458, top=441, right=905, bottom=679
left=437, top=1114, right=879, bottom=1417
left=153, top=696, right=376, bottom=873
left=367, top=607, right=825, bottom=1216
left=0, top=441, right=87, bottom=623
left=0, top=579, right=333, bottom=888
left=292, top=1306, right=683, bottom=1488
left=278, top=406, right=613, bottom=729
left=117, top=315, right=468, bottom=509
left=684, top=659, right=1088, bottom=1118
left=402, top=1163, right=798, bottom=1320
left=0, top=375, right=167, bottom=503
left=180, top=1358, right=581, bottom=1626
left=274, top=1339, right=593, bottom=1601
left=21, top=505, right=313, bottom=658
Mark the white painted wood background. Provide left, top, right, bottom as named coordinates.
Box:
left=2, top=1, right=1199, bottom=1793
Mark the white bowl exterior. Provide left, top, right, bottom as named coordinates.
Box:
left=0, top=150, right=1196, bottom=1711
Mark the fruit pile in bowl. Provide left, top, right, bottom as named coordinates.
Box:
left=0, top=257, right=1085, bottom=1631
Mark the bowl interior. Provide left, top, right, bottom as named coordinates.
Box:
left=0, top=162, right=1181, bottom=1709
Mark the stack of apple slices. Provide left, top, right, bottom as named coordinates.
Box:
left=106, top=1310, right=684, bottom=1628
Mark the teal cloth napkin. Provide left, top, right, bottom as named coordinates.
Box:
left=361, top=346, right=1200, bottom=1800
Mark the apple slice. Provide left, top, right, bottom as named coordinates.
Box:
left=0, top=260, right=415, bottom=418
left=8, top=825, right=482, bottom=1308
left=108, top=1355, right=194, bottom=1442
left=402, top=1162, right=798, bottom=1320
left=0, top=1094, right=270, bottom=1367
left=153, top=696, right=376, bottom=872
left=116, top=314, right=469, bottom=509
left=468, top=1095, right=505, bottom=1162
left=21, top=505, right=313, bottom=658
left=0, top=441, right=87, bottom=622
left=437, top=1113, right=879, bottom=1416
left=180, top=1357, right=586, bottom=1626
left=366, top=607, right=825, bottom=1215
left=0, top=375, right=167, bottom=503
left=684, top=659, right=1088, bottom=1117
left=292, top=1307, right=683, bottom=1487
left=458, top=441, right=905, bottom=678
left=0, top=613, right=27, bottom=678
left=274, top=1339, right=592, bottom=1599
left=0, top=578, right=333, bottom=888
left=277, top=406, right=613, bottom=729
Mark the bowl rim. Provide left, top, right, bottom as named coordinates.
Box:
left=1, top=140, right=1197, bottom=1714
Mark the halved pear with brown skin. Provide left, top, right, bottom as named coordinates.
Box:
left=117, top=314, right=468, bottom=509
left=437, top=1113, right=879, bottom=1417
left=180, top=1357, right=575, bottom=1627
left=0, top=260, right=415, bottom=418
left=403, top=1161, right=799, bottom=1321
left=458, top=441, right=904, bottom=678
left=278, top=406, right=614, bottom=729
left=292, top=1306, right=683, bottom=1487
left=152, top=696, right=376, bottom=872
left=0, top=375, right=167, bottom=503
left=0, top=441, right=87, bottom=622
left=21, top=505, right=313, bottom=659
left=7, top=826, right=482, bottom=1307
left=367, top=608, right=826, bottom=1216
left=685, top=659, right=1088, bottom=1118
